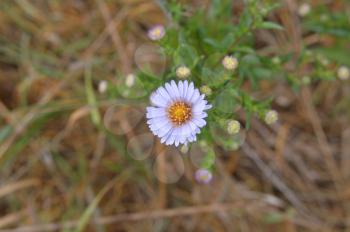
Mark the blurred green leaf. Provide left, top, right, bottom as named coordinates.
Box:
left=174, top=43, right=198, bottom=67
left=214, top=88, right=239, bottom=117
left=84, top=65, right=101, bottom=127
left=0, top=125, right=12, bottom=143
left=259, top=21, right=284, bottom=30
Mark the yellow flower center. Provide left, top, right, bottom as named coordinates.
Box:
left=200, top=174, right=210, bottom=181
left=151, top=28, right=163, bottom=38
left=167, top=101, right=192, bottom=126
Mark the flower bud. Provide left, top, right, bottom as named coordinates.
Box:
left=272, top=57, right=281, bottom=65
left=176, top=66, right=191, bottom=79
left=195, top=169, right=213, bottom=184
left=98, top=80, right=108, bottom=94
left=264, top=110, right=278, bottom=125
left=302, top=76, right=311, bottom=85
left=222, top=55, right=238, bottom=71
left=147, top=25, right=165, bottom=41
left=298, top=3, right=311, bottom=17
left=125, top=73, right=136, bottom=87
left=337, top=66, right=349, bottom=80
left=180, top=145, right=189, bottom=154
left=200, top=85, right=212, bottom=96
left=227, top=120, right=240, bottom=135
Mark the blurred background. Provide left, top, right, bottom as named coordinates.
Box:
left=0, top=0, right=350, bottom=231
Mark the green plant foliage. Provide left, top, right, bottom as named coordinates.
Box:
left=109, top=0, right=343, bottom=171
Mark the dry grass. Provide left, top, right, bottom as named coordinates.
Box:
left=0, top=0, right=350, bottom=231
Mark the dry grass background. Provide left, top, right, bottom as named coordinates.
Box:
left=0, top=0, right=350, bottom=231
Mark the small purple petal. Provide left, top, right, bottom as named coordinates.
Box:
left=195, top=169, right=213, bottom=184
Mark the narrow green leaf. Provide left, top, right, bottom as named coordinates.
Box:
left=259, top=21, right=284, bottom=30
left=0, top=125, right=12, bottom=143
left=84, top=65, right=101, bottom=127
left=75, top=180, right=116, bottom=232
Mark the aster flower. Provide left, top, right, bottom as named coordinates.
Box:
left=195, top=168, right=213, bottom=184
left=264, top=110, right=278, bottom=125
left=146, top=80, right=212, bottom=146
left=147, top=25, right=165, bottom=41
left=222, top=55, right=238, bottom=70
left=176, top=65, right=191, bottom=79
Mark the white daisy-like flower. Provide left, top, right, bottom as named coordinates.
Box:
left=222, top=55, right=238, bottom=71
left=147, top=25, right=165, bottom=41
left=146, top=80, right=212, bottom=146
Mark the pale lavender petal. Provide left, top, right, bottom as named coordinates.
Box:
left=185, top=82, right=195, bottom=102
left=182, top=80, right=188, bottom=101
left=192, top=118, right=206, bottom=128
left=204, top=104, right=212, bottom=110
left=193, top=94, right=205, bottom=105
left=158, top=87, right=171, bottom=102
left=158, top=123, right=172, bottom=137
left=150, top=92, right=168, bottom=107
left=192, top=100, right=207, bottom=113
left=178, top=81, right=184, bottom=97
left=161, top=128, right=173, bottom=144
left=189, top=89, right=201, bottom=104
left=187, top=121, right=197, bottom=132
left=149, top=119, right=168, bottom=129
left=175, top=138, right=180, bottom=147
left=166, top=134, right=176, bottom=145
left=165, top=82, right=176, bottom=99
left=193, top=112, right=208, bottom=119
left=146, top=107, right=166, bottom=118
left=171, top=80, right=180, bottom=99
left=182, top=124, right=192, bottom=137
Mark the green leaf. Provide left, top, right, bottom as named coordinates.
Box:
left=209, top=0, right=233, bottom=19
left=252, top=67, right=273, bottom=79
left=201, top=147, right=216, bottom=170
left=203, top=38, right=220, bottom=49
left=214, top=88, right=239, bottom=117
left=174, top=44, right=198, bottom=67
left=0, top=125, right=12, bottom=143
left=84, top=65, right=101, bottom=127
left=259, top=21, right=284, bottom=30
left=221, top=32, right=236, bottom=50
left=200, top=67, right=229, bottom=87
left=241, top=54, right=261, bottom=65
left=75, top=180, right=116, bottom=232
left=264, top=212, right=285, bottom=224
